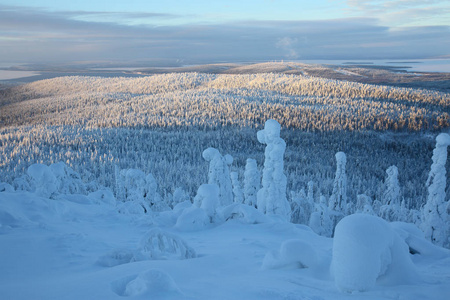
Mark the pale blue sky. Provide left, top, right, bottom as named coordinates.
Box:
left=1, top=0, right=449, bottom=63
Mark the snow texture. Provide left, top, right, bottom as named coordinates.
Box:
left=0, top=189, right=449, bottom=300
left=256, top=119, right=291, bottom=221
left=331, top=214, right=416, bottom=293
left=202, top=147, right=234, bottom=206
left=421, top=133, right=450, bottom=248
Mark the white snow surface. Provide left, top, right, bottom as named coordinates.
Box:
left=1, top=191, right=450, bottom=300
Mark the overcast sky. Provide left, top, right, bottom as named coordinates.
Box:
left=1, top=0, right=449, bottom=64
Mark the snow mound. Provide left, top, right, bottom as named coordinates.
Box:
left=0, top=183, right=14, bottom=193
left=27, top=164, right=59, bottom=198
left=331, top=214, right=416, bottom=293
left=113, top=269, right=182, bottom=297
left=391, top=222, right=450, bottom=258
left=136, top=228, right=196, bottom=260
left=193, top=184, right=220, bottom=221
left=26, top=163, right=87, bottom=198
left=87, top=189, right=116, bottom=206
left=97, top=249, right=135, bottom=267
left=219, top=203, right=268, bottom=224
left=175, top=205, right=210, bottom=231
left=117, top=200, right=147, bottom=215
left=262, top=239, right=317, bottom=270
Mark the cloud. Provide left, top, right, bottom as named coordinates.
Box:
left=0, top=5, right=448, bottom=63
left=346, top=0, right=450, bottom=26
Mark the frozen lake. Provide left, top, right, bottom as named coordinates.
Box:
left=0, top=70, right=41, bottom=80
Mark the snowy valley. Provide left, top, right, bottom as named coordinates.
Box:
left=1, top=69, right=450, bottom=299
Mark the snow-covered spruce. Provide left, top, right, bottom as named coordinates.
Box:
left=328, top=151, right=348, bottom=231
left=230, top=171, right=244, bottom=204
left=421, top=133, right=450, bottom=248
left=309, top=195, right=333, bottom=237
left=331, top=214, right=416, bottom=293
left=380, top=165, right=402, bottom=222
left=243, top=158, right=260, bottom=207
left=26, top=162, right=87, bottom=198
left=193, top=184, right=220, bottom=222
left=256, top=119, right=291, bottom=221
left=202, top=147, right=234, bottom=206
left=115, top=168, right=168, bottom=214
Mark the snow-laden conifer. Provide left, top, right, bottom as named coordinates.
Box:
left=329, top=152, right=347, bottom=213
left=421, top=133, right=450, bottom=247
left=202, top=147, right=233, bottom=206
left=243, top=158, right=260, bottom=207
left=256, top=119, right=291, bottom=221
left=230, top=172, right=244, bottom=204
left=380, top=165, right=402, bottom=222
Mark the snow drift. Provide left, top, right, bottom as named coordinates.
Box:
left=331, top=214, right=417, bottom=292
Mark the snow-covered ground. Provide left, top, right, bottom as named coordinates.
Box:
left=1, top=188, right=450, bottom=300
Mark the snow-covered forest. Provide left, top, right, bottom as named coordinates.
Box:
left=1, top=72, right=450, bottom=299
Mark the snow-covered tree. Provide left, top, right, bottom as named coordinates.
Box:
left=329, top=152, right=347, bottom=213
left=256, top=119, right=291, bottom=221
left=328, top=152, right=348, bottom=232
left=115, top=168, right=166, bottom=212
left=355, top=194, right=375, bottom=215
left=202, top=147, right=233, bottom=207
left=309, top=195, right=333, bottom=237
left=421, top=133, right=450, bottom=248
left=193, top=184, right=220, bottom=222
left=230, top=172, right=244, bottom=204
left=382, top=165, right=401, bottom=206
left=380, top=165, right=402, bottom=222
left=243, top=158, right=260, bottom=207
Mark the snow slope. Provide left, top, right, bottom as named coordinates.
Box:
left=1, top=189, right=450, bottom=300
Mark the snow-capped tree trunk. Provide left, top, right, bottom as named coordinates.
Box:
left=256, top=119, right=291, bottom=221
left=244, top=158, right=260, bottom=207
left=421, top=133, right=450, bottom=248
left=202, top=147, right=234, bottom=207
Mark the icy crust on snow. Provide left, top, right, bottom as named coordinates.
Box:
left=331, top=214, right=416, bottom=292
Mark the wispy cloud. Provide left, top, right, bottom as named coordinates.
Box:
left=0, top=5, right=448, bottom=63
